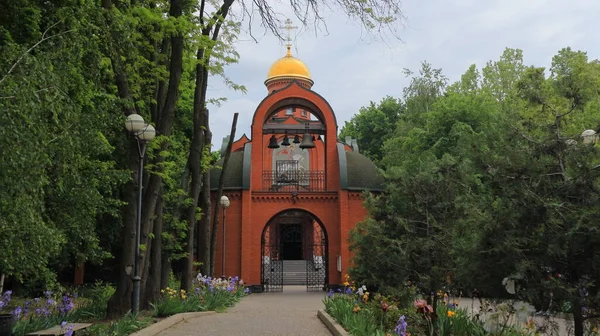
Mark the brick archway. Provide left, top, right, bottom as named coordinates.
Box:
left=260, top=208, right=328, bottom=292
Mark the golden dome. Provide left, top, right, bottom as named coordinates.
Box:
left=266, top=47, right=312, bottom=82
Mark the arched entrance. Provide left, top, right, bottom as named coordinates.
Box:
left=261, top=209, right=328, bottom=292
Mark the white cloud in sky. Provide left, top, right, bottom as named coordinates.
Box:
left=207, top=0, right=600, bottom=149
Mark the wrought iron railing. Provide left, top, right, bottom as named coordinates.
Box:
left=262, top=170, right=325, bottom=192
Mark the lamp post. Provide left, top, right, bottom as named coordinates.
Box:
left=582, top=129, right=597, bottom=144
left=124, top=113, right=156, bottom=315
left=220, top=195, right=230, bottom=278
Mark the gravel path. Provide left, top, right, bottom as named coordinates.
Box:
left=156, top=286, right=331, bottom=336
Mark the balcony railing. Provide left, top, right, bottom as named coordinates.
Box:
left=262, top=170, right=325, bottom=192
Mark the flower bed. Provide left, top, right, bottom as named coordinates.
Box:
left=323, top=276, right=551, bottom=336
left=0, top=274, right=249, bottom=336
left=151, top=274, right=247, bottom=317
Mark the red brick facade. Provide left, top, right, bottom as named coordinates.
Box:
left=211, top=75, right=380, bottom=287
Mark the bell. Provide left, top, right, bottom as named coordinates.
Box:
left=281, top=136, right=291, bottom=147
left=268, top=135, right=280, bottom=149
left=293, top=134, right=301, bottom=144
left=300, top=133, right=316, bottom=149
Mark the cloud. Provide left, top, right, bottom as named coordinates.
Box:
left=209, top=0, right=600, bottom=146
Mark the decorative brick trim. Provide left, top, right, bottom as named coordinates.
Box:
left=348, top=192, right=365, bottom=200
left=223, top=192, right=242, bottom=200
left=251, top=193, right=338, bottom=202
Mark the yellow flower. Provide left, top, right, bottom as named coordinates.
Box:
left=353, top=306, right=361, bottom=313
left=447, top=311, right=455, bottom=317
left=343, top=281, right=350, bottom=286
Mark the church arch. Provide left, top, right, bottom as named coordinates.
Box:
left=260, top=208, right=328, bottom=292
left=252, top=81, right=338, bottom=130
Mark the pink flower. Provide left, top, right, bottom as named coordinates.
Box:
left=414, top=299, right=433, bottom=313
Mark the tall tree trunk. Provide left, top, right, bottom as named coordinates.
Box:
left=572, top=295, right=584, bottom=336
left=199, top=116, right=212, bottom=276
left=210, top=113, right=238, bottom=277
left=180, top=107, right=207, bottom=290
left=136, top=0, right=186, bottom=308
left=103, top=0, right=187, bottom=315
left=101, top=0, right=144, bottom=317
left=145, top=189, right=164, bottom=305
left=180, top=29, right=211, bottom=289
left=160, top=250, right=171, bottom=290
left=183, top=0, right=234, bottom=281
left=159, top=161, right=191, bottom=289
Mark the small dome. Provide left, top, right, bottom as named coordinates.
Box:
left=345, top=151, right=385, bottom=191
left=210, top=151, right=245, bottom=190
left=266, top=47, right=312, bottom=83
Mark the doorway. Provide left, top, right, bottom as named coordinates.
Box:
left=280, top=224, right=302, bottom=260
left=261, top=209, right=328, bottom=292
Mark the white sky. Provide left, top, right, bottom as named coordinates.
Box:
left=207, top=0, right=600, bottom=149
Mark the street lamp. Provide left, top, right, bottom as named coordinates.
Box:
left=124, top=113, right=156, bottom=315
left=582, top=129, right=597, bottom=144
left=220, top=195, right=231, bottom=278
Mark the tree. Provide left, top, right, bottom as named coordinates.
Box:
left=349, top=48, right=600, bottom=336
left=339, top=96, right=403, bottom=164
left=0, top=0, right=127, bottom=289
left=0, top=0, right=407, bottom=315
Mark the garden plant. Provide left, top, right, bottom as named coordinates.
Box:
left=0, top=274, right=248, bottom=336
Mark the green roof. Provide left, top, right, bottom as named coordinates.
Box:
left=209, top=145, right=384, bottom=192
left=210, top=150, right=244, bottom=190
left=345, top=151, right=384, bottom=191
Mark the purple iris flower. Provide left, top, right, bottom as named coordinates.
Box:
left=395, top=315, right=408, bottom=336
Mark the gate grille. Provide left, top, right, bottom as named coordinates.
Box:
left=261, top=225, right=283, bottom=292
left=306, top=223, right=327, bottom=292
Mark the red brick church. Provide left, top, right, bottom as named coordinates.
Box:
left=210, top=41, right=383, bottom=292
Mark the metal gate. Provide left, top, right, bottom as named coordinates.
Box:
left=261, top=223, right=283, bottom=292
left=306, top=222, right=327, bottom=292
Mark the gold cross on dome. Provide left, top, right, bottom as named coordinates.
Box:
left=280, top=18, right=298, bottom=56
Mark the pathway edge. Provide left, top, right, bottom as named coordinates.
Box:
left=317, top=309, right=349, bottom=336
left=130, top=311, right=217, bottom=336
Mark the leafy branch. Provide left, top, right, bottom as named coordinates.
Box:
left=0, top=21, right=73, bottom=86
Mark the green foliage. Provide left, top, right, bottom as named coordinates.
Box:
left=339, top=96, right=404, bottom=164
left=72, top=282, right=116, bottom=321
left=85, top=313, right=152, bottom=336
left=323, top=293, right=387, bottom=336
left=349, top=47, right=600, bottom=336
left=0, top=1, right=128, bottom=283
left=151, top=278, right=247, bottom=317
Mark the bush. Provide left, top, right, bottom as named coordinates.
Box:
left=70, top=282, right=115, bottom=321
